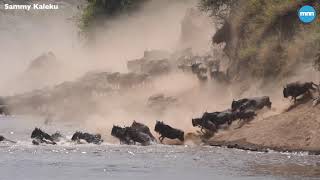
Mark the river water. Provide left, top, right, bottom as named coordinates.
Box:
left=1, top=116, right=320, bottom=180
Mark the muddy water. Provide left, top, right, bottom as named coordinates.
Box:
left=0, top=116, right=320, bottom=180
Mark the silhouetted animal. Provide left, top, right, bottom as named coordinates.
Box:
left=126, top=127, right=153, bottom=146
left=231, top=96, right=272, bottom=112
left=0, top=135, right=16, bottom=143
left=154, top=121, right=184, bottom=142
left=111, top=125, right=153, bottom=146
left=202, top=109, right=235, bottom=127
left=131, top=121, right=156, bottom=141
left=31, top=128, right=56, bottom=145
left=71, top=132, right=103, bottom=145
left=192, top=118, right=217, bottom=133
left=111, top=125, right=134, bottom=145
left=283, top=82, right=318, bottom=102
left=0, top=105, right=10, bottom=116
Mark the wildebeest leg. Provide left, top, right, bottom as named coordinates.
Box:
left=292, top=97, right=296, bottom=103
left=200, top=128, right=206, bottom=134
left=158, top=136, right=164, bottom=143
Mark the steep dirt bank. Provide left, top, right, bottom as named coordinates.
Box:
left=208, top=100, right=320, bottom=153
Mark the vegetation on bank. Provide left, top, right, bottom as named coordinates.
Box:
left=200, top=0, right=320, bottom=81
left=80, top=0, right=148, bottom=36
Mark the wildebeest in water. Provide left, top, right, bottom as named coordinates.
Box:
left=111, top=125, right=153, bottom=146
left=0, top=135, right=16, bottom=143
left=283, top=82, right=318, bottom=102
left=154, top=121, right=184, bottom=143
left=31, top=128, right=56, bottom=145
left=0, top=106, right=10, bottom=116
left=71, top=131, right=103, bottom=145
left=130, top=121, right=156, bottom=141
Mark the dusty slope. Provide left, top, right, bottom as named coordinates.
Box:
left=209, top=100, right=320, bottom=151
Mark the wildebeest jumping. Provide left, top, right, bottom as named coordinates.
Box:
left=193, top=109, right=256, bottom=133
left=283, top=82, right=318, bottom=102
left=231, top=96, right=272, bottom=112
left=192, top=118, right=217, bottom=133
left=31, top=128, right=56, bottom=145
left=202, top=109, right=235, bottom=127
left=154, top=121, right=184, bottom=143
left=71, top=131, right=103, bottom=145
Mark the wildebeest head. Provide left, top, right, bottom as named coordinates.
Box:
left=192, top=118, right=202, bottom=127
left=31, top=128, right=43, bottom=139
left=154, top=121, right=164, bottom=133
left=111, top=125, right=126, bottom=139
left=231, top=100, right=241, bottom=111
left=154, top=121, right=163, bottom=132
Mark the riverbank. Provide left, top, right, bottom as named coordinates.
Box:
left=207, top=100, right=320, bottom=154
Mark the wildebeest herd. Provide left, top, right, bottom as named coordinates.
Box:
left=0, top=81, right=318, bottom=146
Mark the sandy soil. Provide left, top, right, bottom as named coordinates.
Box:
left=208, top=99, right=320, bottom=152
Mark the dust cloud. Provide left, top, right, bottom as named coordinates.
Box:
left=0, top=0, right=278, bottom=140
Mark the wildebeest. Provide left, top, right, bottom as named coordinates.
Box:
left=192, top=118, right=217, bottom=133
left=71, top=132, right=103, bottom=145
left=283, top=82, right=318, bottom=102
left=0, top=135, right=16, bottom=143
left=131, top=121, right=156, bottom=141
left=111, top=125, right=153, bottom=146
left=154, top=121, right=184, bottom=142
left=202, top=109, right=235, bottom=127
left=111, top=126, right=134, bottom=145
left=31, top=128, right=56, bottom=145
left=231, top=96, right=272, bottom=112
left=195, top=109, right=257, bottom=132
left=0, top=105, right=10, bottom=116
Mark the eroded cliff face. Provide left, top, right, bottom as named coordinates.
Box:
left=212, top=0, right=319, bottom=85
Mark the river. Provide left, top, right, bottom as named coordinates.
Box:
left=0, top=116, right=320, bottom=180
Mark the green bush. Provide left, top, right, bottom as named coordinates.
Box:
left=80, top=0, right=148, bottom=35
